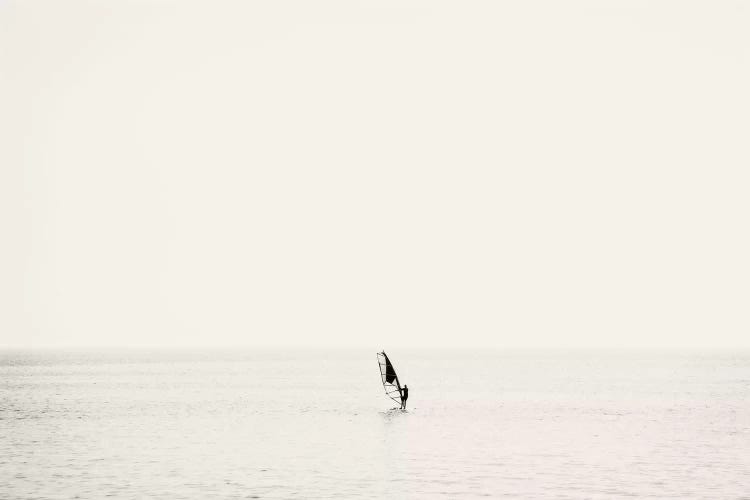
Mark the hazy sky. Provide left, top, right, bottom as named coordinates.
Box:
left=3, top=1, right=749, bottom=348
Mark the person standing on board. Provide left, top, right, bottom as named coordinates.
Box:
left=400, top=385, right=409, bottom=410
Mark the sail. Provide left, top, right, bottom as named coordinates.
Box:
left=377, top=351, right=402, bottom=404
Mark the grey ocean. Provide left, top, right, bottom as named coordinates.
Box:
left=2, top=349, right=749, bottom=499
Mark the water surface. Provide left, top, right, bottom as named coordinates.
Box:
left=2, top=349, right=749, bottom=499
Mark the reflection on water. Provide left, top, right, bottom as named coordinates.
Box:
left=1, top=349, right=749, bottom=499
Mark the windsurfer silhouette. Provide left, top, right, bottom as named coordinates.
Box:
left=400, top=385, right=409, bottom=409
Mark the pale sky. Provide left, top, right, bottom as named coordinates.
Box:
left=3, top=1, right=749, bottom=349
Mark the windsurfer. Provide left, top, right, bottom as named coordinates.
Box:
left=400, top=385, right=409, bottom=409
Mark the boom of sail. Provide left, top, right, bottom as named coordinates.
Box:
left=376, top=351, right=402, bottom=405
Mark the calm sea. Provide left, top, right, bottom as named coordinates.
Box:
left=2, top=349, right=749, bottom=499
